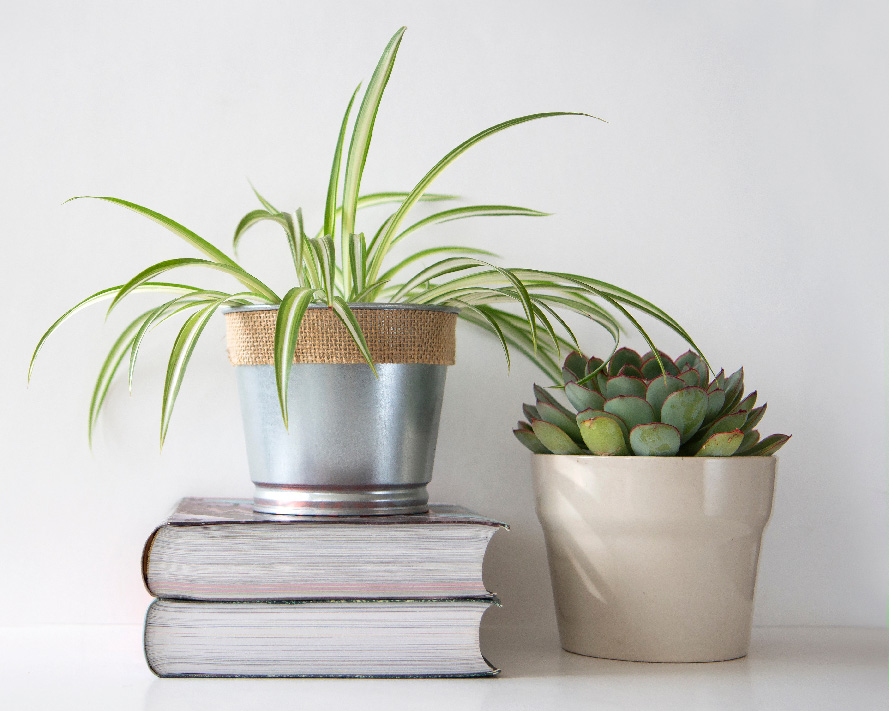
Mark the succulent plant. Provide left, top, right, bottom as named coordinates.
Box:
left=514, top=348, right=790, bottom=457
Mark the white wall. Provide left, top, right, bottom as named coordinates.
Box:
left=2, top=1, right=886, bottom=632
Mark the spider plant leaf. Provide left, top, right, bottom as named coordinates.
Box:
left=367, top=111, right=598, bottom=280
left=128, top=290, right=230, bottom=393
left=67, top=196, right=240, bottom=269
left=325, top=83, right=361, bottom=243
left=579, top=416, right=629, bottom=456
left=232, top=209, right=273, bottom=257
left=232, top=209, right=302, bottom=280
left=273, top=287, right=316, bottom=427
left=341, top=27, right=406, bottom=257
left=531, top=419, right=584, bottom=455
left=331, top=297, right=376, bottom=376
left=160, top=301, right=225, bottom=448
left=88, top=309, right=155, bottom=448
left=738, top=433, right=791, bottom=456
left=694, top=430, right=744, bottom=457
left=449, top=300, right=510, bottom=369
left=348, top=232, right=367, bottom=298
left=249, top=182, right=277, bottom=213
left=307, top=236, right=337, bottom=305
left=377, top=246, right=497, bottom=286
left=108, top=258, right=278, bottom=314
left=389, top=204, right=549, bottom=249
left=629, top=422, right=682, bottom=456
left=513, top=427, right=552, bottom=454
left=28, top=282, right=202, bottom=383
left=318, top=192, right=457, bottom=240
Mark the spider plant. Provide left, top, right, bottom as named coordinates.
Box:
left=29, top=26, right=706, bottom=447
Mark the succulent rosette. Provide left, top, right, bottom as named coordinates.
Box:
left=515, top=348, right=790, bottom=457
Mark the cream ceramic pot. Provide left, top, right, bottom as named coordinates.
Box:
left=532, top=455, right=776, bottom=663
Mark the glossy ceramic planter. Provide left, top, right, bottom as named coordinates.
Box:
left=532, top=455, right=776, bottom=662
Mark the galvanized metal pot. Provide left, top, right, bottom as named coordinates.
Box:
left=224, top=304, right=458, bottom=516
left=532, top=455, right=776, bottom=662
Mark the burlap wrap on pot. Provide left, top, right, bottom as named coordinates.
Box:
left=224, top=306, right=457, bottom=366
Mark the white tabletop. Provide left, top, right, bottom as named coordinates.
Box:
left=1, top=624, right=885, bottom=710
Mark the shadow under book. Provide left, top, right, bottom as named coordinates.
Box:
left=141, top=498, right=505, bottom=678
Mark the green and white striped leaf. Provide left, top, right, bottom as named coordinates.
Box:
left=160, top=301, right=225, bottom=447
left=88, top=310, right=155, bottom=448
left=341, top=27, right=406, bottom=257
left=388, top=204, right=548, bottom=249
left=326, top=84, right=361, bottom=244
left=108, top=258, right=278, bottom=314
left=28, top=282, right=202, bottom=382
left=368, top=112, right=597, bottom=281
left=68, top=196, right=240, bottom=268
left=273, top=287, right=317, bottom=427
left=331, top=297, right=376, bottom=375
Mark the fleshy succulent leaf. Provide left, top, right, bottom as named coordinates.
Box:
left=677, top=368, right=700, bottom=387
left=660, top=387, right=708, bottom=443
left=562, top=351, right=587, bottom=381
left=617, top=364, right=644, bottom=379
left=564, top=381, right=605, bottom=413
left=608, top=347, right=643, bottom=376
left=736, top=429, right=761, bottom=454
left=576, top=409, right=630, bottom=442
left=742, top=403, right=767, bottom=433
left=513, top=427, right=551, bottom=454
left=604, top=395, right=655, bottom=430
left=537, top=402, right=582, bottom=443
left=737, top=391, right=758, bottom=413
left=534, top=384, right=573, bottom=418
left=706, top=388, right=726, bottom=421
left=605, top=375, right=646, bottom=400
left=629, top=422, right=681, bottom=456
left=739, top=433, right=791, bottom=456
left=579, top=416, right=629, bottom=455
left=695, top=430, right=744, bottom=457
left=531, top=419, right=584, bottom=455
left=646, top=375, right=686, bottom=419
left=585, top=356, right=605, bottom=377
left=523, top=403, right=540, bottom=422
left=701, top=410, right=749, bottom=442
left=641, top=354, right=679, bottom=378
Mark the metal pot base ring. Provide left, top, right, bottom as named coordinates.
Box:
left=252, top=482, right=430, bottom=516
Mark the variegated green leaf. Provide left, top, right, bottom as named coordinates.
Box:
left=273, top=287, right=317, bottom=427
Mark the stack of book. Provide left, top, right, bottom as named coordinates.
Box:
left=141, top=498, right=506, bottom=677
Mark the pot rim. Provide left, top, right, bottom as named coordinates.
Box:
left=530, top=454, right=778, bottom=460
left=222, top=302, right=459, bottom=315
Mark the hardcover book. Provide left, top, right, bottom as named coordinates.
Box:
left=142, top=498, right=506, bottom=600
left=144, top=598, right=499, bottom=678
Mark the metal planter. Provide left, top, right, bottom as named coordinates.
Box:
left=224, top=304, right=457, bottom=516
